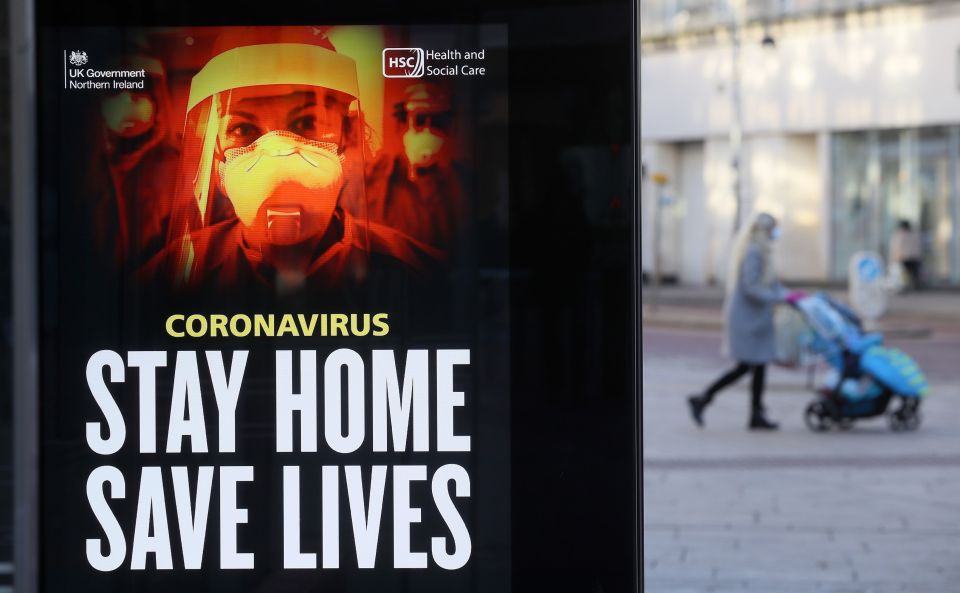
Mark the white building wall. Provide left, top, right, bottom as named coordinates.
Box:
left=817, top=132, right=834, bottom=281
left=642, top=6, right=960, bottom=140
left=677, top=143, right=708, bottom=285
left=746, top=134, right=824, bottom=281
left=643, top=134, right=824, bottom=284
left=642, top=141, right=716, bottom=284
left=641, top=142, right=678, bottom=277
left=641, top=4, right=960, bottom=284
left=703, top=138, right=738, bottom=284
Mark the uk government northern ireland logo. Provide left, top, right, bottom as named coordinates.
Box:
left=63, top=50, right=147, bottom=90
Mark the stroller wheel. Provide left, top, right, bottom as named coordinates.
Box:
left=888, top=413, right=906, bottom=432
left=902, top=400, right=922, bottom=431
left=804, top=402, right=831, bottom=432
left=890, top=398, right=922, bottom=432
left=904, top=411, right=921, bottom=431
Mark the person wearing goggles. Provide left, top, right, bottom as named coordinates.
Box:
left=148, top=27, right=440, bottom=297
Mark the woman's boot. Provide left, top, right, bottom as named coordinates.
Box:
left=687, top=395, right=709, bottom=427
left=749, top=408, right=779, bottom=430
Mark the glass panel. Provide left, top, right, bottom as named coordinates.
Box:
left=832, top=126, right=956, bottom=285
left=831, top=131, right=874, bottom=279
left=0, top=17, right=10, bottom=578
left=915, top=128, right=951, bottom=283
left=877, top=129, right=908, bottom=267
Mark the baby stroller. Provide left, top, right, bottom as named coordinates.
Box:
left=790, top=293, right=928, bottom=432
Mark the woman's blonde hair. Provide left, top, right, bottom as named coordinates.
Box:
left=726, top=212, right=777, bottom=295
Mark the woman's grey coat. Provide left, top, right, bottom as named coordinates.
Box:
left=724, top=244, right=786, bottom=364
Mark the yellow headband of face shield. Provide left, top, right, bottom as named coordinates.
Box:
left=187, top=43, right=360, bottom=111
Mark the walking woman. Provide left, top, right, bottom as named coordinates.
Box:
left=688, top=212, right=802, bottom=430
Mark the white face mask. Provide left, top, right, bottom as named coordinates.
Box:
left=101, top=91, right=156, bottom=138
left=403, top=127, right=445, bottom=168
left=219, top=131, right=344, bottom=245
left=770, top=226, right=782, bottom=241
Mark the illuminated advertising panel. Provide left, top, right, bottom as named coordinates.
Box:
left=26, top=4, right=636, bottom=592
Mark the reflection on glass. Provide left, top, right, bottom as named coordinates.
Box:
left=831, top=126, right=958, bottom=285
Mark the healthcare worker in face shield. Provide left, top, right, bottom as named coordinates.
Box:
left=217, top=85, right=348, bottom=249
left=149, top=27, right=441, bottom=296
left=401, top=84, right=451, bottom=174
left=96, top=55, right=180, bottom=265
left=366, top=82, right=465, bottom=252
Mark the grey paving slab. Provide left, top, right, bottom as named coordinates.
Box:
left=642, top=327, right=960, bottom=593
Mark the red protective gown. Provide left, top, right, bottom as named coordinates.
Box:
left=143, top=207, right=443, bottom=301
left=365, top=153, right=465, bottom=252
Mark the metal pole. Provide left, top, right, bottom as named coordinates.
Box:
left=730, top=0, right=744, bottom=234
left=948, top=127, right=960, bottom=285
left=650, top=173, right=669, bottom=311
left=10, top=0, right=39, bottom=589
left=652, top=185, right=662, bottom=310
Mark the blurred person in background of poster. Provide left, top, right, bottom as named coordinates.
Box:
left=687, top=213, right=805, bottom=430
left=96, top=54, right=180, bottom=266
left=146, top=26, right=440, bottom=299
left=889, top=219, right=923, bottom=291
left=366, top=82, right=465, bottom=254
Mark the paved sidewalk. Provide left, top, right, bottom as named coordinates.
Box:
left=645, top=466, right=960, bottom=593
left=642, top=327, right=960, bottom=593
left=642, top=285, right=960, bottom=337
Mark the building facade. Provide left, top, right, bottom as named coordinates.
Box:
left=641, top=0, right=960, bottom=285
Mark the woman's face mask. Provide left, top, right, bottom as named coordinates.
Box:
left=770, top=226, right=782, bottom=241
left=101, top=91, right=156, bottom=138
left=403, top=127, right=445, bottom=168
left=219, top=130, right=344, bottom=245
left=216, top=87, right=348, bottom=246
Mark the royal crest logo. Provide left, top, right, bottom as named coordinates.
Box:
left=69, top=50, right=88, bottom=67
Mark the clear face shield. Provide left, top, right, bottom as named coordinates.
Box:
left=167, top=42, right=368, bottom=287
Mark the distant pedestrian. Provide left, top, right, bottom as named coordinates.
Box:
left=687, top=212, right=803, bottom=430
left=889, top=220, right=923, bottom=290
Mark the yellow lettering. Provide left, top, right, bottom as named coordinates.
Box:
left=372, top=313, right=390, bottom=336
left=166, top=314, right=185, bottom=338
left=350, top=313, right=370, bottom=336
left=186, top=314, right=207, bottom=337
left=331, top=313, right=349, bottom=336
left=230, top=314, right=251, bottom=337
left=210, top=314, right=228, bottom=337
left=298, top=314, right=318, bottom=336
left=277, top=314, right=299, bottom=337
left=254, top=314, right=275, bottom=337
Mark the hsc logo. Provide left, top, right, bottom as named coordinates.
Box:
left=382, top=48, right=425, bottom=78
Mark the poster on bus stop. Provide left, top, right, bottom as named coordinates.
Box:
left=38, top=25, right=511, bottom=592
